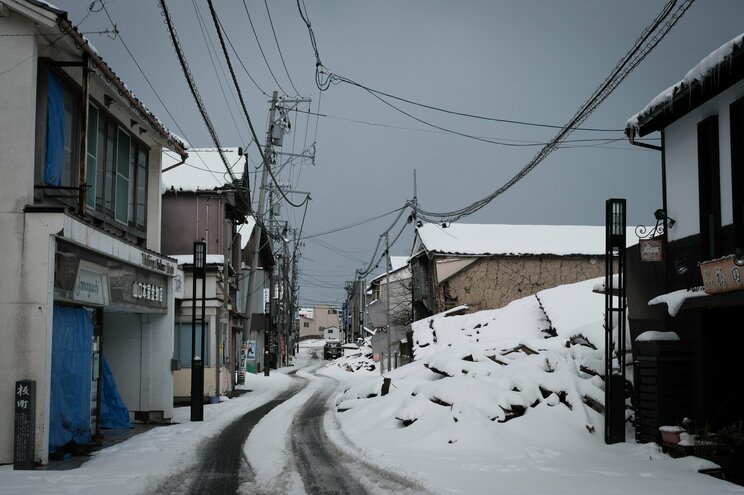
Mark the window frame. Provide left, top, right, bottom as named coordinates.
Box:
left=174, top=321, right=210, bottom=367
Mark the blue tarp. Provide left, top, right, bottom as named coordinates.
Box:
left=49, top=306, right=93, bottom=453
left=44, top=71, right=64, bottom=186
left=100, top=355, right=131, bottom=429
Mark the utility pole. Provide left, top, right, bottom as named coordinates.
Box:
left=217, top=217, right=230, bottom=398
left=385, top=233, right=392, bottom=373
left=243, top=90, right=279, bottom=381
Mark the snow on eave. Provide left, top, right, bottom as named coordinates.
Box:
left=648, top=288, right=708, bottom=317
left=626, top=32, right=744, bottom=136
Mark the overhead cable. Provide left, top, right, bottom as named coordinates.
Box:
left=242, top=0, right=288, bottom=96
left=264, top=0, right=301, bottom=96
left=158, top=0, right=236, bottom=182
left=412, top=0, right=695, bottom=223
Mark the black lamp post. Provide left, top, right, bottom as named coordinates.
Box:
left=605, top=198, right=627, bottom=444
left=190, top=241, right=206, bottom=421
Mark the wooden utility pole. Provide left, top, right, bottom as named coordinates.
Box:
left=242, top=91, right=279, bottom=380
left=385, top=233, right=392, bottom=372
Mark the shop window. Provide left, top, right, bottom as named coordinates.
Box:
left=697, top=115, right=721, bottom=259
left=174, top=322, right=210, bottom=367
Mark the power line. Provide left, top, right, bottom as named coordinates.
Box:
left=242, top=0, right=288, bottom=96
left=264, top=0, right=301, bottom=96
left=158, top=0, right=236, bottom=182
left=206, top=1, right=309, bottom=210
left=333, top=75, right=624, bottom=133
left=412, top=0, right=695, bottom=223
left=190, top=0, right=248, bottom=146
left=213, top=13, right=268, bottom=97
left=304, top=205, right=408, bottom=239
left=100, top=3, right=238, bottom=188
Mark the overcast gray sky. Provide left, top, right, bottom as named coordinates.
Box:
left=59, top=0, right=744, bottom=307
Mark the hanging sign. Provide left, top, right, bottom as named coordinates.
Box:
left=640, top=238, right=663, bottom=262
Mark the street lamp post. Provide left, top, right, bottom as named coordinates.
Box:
left=191, top=241, right=206, bottom=421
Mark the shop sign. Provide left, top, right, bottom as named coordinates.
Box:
left=640, top=238, right=663, bottom=262
left=173, top=269, right=185, bottom=299
left=700, top=256, right=744, bottom=294
left=131, top=281, right=165, bottom=302
left=141, top=253, right=175, bottom=275
left=13, top=380, right=35, bottom=470
left=73, top=267, right=108, bottom=305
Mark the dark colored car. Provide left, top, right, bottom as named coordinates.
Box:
left=323, top=340, right=343, bottom=360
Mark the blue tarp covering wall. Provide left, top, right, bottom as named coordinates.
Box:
left=49, top=305, right=93, bottom=453
left=100, top=355, right=131, bottom=429
left=44, top=71, right=64, bottom=186
left=49, top=305, right=133, bottom=453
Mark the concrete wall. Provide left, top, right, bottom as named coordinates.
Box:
left=0, top=212, right=62, bottom=465
left=103, top=310, right=175, bottom=421
left=438, top=255, right=604, bottom=313
left=0, top=10, right=57, bottom=464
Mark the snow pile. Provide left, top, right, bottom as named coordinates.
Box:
left=325, top=344, right=377, bottom=374
left=322, top=277, right=737, bottom=494
left=333, top=278, right=607, bottom=443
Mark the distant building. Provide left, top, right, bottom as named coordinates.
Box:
left=410, top=222, right=638, bottom=319
left=298, top=304, right=341, bottom=340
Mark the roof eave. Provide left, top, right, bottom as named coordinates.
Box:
left=629, top=42, right=744, bottom=138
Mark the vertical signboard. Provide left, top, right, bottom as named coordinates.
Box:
left=14, top=380, right=36, bottom=470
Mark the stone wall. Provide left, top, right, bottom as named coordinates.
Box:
left=436, top=255, right=604, bottom=313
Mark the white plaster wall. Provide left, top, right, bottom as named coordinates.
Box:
left=0, top=10, right=36, bottom=214
left=103, top=312, right=143, bottom=415
left=0, top=11, right=53, bottom=464
left=0, top=212, right=63, bottom=465
left=99, top=299, right=176, bottom=422
left=140, top=307, right=174, bottom=420
left=664, top=82, right=744, bottom=242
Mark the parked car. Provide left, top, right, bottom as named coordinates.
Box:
left=323, top=340, right=343, bottom=360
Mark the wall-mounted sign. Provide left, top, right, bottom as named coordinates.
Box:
left=700, top=256, right=744, bottom=294
left=141, top=253, right=175, bottom=275
left=73, top=265, right=109, bottom=306
left=173, top=269, right=185, bottom=299
left=640, top=238, right=663, bottom=262
left=131, top=282, right=165, bottom=302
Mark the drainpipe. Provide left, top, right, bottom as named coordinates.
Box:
left=627, top=130, right=668, bottom=232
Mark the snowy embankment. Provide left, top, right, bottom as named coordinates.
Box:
left=320, top=278, right=739, bottom=495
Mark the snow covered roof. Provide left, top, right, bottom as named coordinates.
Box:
left=368, top=256, right=411, bottom=285
left=162, top=148, right=244, bottom=191
left=236, top=216, right=257, bottom=250
left=626, top=32, right=744, bottom=137
left=415, top=222, right=638, bottom=257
